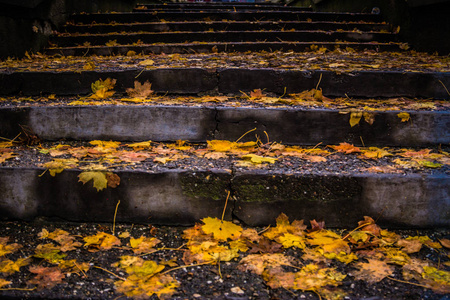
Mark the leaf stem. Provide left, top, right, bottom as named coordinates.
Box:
left=235, top=128, right=257, bottom=143
left=387, top=276, right=429, bottom=289
left=94, top=266, right=126, bottom=281
left=112, top=199, right=120, bottom=236
left=221, top=190, right=231, bottom=222
left=341, top=222, right=371, bottom=240
left=161, top=260, right=216, bottom=275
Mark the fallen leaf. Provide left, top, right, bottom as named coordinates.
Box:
left=353, top=259, right=394, bottom=283
left=397, top=112, right=410, bottom=122
left=330, top=143, right=361, bottom=154
left=130, top=236, right=161, bottom=254
left=83, top=232, right=121, bottom=252
left=28, top=265, right=65, bottom=290
left=201, top=217, right=243, bottom=241
left=0, top=258, right=31, bottom=275
left=78, top=171, right=108, bottom=191
left=126, top=81, right=154, bottom=99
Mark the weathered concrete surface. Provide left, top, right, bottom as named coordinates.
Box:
left=2, top=69, right=447, bottom=98
left=0, top=69, right=218, bottom=96
left=215, top=108, right=450, bottom=147
left=0, top=168, right=233, bottom=225
left=232, top=171, right=450, bottom=228
left=45, top=42, right=403, bottom=56
left=1, top=105, right=448, bottom=146
left=0, top=167, right=448, bottom=227
left=218, top=69, right=450, bottom=99
left=0, top=106, right=217, bottom=141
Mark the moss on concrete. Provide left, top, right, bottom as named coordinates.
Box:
left=180, top=172, right=231, bottom=201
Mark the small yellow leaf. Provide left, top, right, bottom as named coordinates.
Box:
left=242, top=154, right=277, bottom=164
left=349, top=112, right=362, bottom=127
left=397, top=112, right=410, bottom=122
left=138, top=59, right=155, bottom=66
left=78, top=171, right=108, bottom=191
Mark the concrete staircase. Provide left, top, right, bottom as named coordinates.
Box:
left=0, top=1, right=449, bottom=228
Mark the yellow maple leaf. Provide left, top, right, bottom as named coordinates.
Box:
left=278, top=233, right=306, bottom=249
left=201, top=217, right=243, bottom=241
left=0, top=258, right=31, bottom=275
left=361, top=147, right=392, bottom=159
left=239, top=253, right=294, bottom=275
left=83, top=232, right=121, bottom=252
left=129, top=236, right=161, bottom=254
left=0, top=237, right=22, bottom=257
left=42, top=158, right=78, bottom=176
left=90, top=78, right=116, bottom=99
left=78, top=171, right=108, bottom=191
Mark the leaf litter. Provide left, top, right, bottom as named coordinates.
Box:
left=0, top=214, right=449, bottom=299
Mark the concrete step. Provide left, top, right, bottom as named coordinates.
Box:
left=51, top=31, right=397, bottom=47
left=60, top=21, right=391, bottom=34
left=45, top=41, right=405, bottom=56
left=133, top=3, right=313, bottom=11
left=70, top=11, right=382, bottom=24
left=1, top=99, right=449, bottom=147
left=1, top=66, right=448, bottom=99
left=0, top=141, right=448, bottom=227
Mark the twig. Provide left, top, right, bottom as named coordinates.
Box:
left=112, top=200, right=120, bottom=236
left=0, top=287, right=36, bottom=291
left=387, top=276, right=429, bottom=289
left=93, top=266, right=126, bottom=281
left=315, top=73, right=323, bottom=90
left=439, top=80, right=450, bottom=96
left=161, top=260, right=215, bottom=275
left=342, top=222, right=371, bottom=240
left=235, top=128, right=257, bottom=143
left=264, top=131, right=270, bottom=144
left=257, top=224, right=271, bottom=235
left=221, top=191, right=231, bottom=222
left=74, top=261, right=88, bottom=278
left=311, top=289, right=322, bottom=300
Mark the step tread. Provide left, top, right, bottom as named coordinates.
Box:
left=4, top=51, right=447, bottom=73
left=1, top=141, right=449, bottom=176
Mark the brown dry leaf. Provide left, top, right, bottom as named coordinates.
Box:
left=397, top=239, right=422, bottom=254
left=358, top=216, right=381, bottom=236
left=439, top=238, right=450, bottom=249
left=105, top=172, right=121, bottom=188
left=362, top=165, right=402, bottom=173
left=309, top=219, right=325, bottom=232
left=126, top=81, right=154, bottom=99
left=238, top=253, right=294, bottom=275
left=249, top=89, right=264, bottom=99
left=28, top=265, right=65, bottom=290
left=353, top=259, right=394, bottom=283
left=83, top=232, right=121, bottom=252
left=246, top=237, right=283, bottom=254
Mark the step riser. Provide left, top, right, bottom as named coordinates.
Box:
left=1, top=106, right=448, bottom=147
left=0, top=168, right=448, bottom=227
left=62, top=22, right=390, bottom=34
left=52, top=31, right=396, bottom=47
left=45, top=42, right=403, bottom=56
left=133, top=4, right=312, bottom=11
left=133, top=7, right=312, bottom=12
left=1, top=69, right=448, bottom=99
left=71, top=12, right=381, bottom=24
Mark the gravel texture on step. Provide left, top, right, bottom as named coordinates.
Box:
left=2, top=51, right=448, bottom=73
left=0, top=221, right=448, bottom=299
